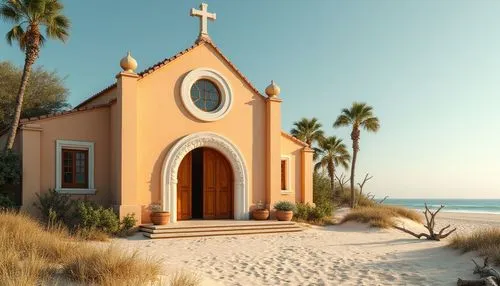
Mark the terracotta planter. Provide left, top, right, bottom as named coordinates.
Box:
left=275, top=210, right=293, bottom=221
left=150, top=211, right=170, bottom=225
left=253, top=209, right=270, bottom=220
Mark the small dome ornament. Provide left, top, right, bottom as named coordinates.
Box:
left=265, top=80, right=281, bottom=97
left=120, top=51, right=138, bottom=73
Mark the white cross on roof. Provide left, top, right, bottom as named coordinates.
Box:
left=190, top=3, right=216, bottom=39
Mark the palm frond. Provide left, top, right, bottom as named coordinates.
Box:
left=5, top=25, right=26, bottom=49
left=0, top=3, right=21, bottom=22
left=333, top=114, right=351, bottom=127
left=362, top=117, right=380, bottom=132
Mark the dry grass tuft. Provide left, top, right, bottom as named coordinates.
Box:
left=65, top=246, right=162, bottom=285
left=169, top=271, right=201, bottom=286
left=340, top=205, right=423, bottom=228
left=449, top=228, right=500, bottom=265
left=0, top=211, right=162, bottom=285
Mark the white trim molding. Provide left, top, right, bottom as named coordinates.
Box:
left=55, top=140, right=96, bottom=195
left=180, top=68, right=233, bottom=122
left=161, top=132, right=249, bottom=223
left=280, top=155, right=292, bottom=194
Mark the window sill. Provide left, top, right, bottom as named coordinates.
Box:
left=281, top=190, right=293, bottom=195
left=56, top=188, right=96, bottom=195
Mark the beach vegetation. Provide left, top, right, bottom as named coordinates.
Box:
left=333, top=102, right=380, bottom=208
left=1, top=0, right=70, bottom=151
left=340, top=204, right=422, bottom=228
left=450, top=228, right=500, bottom=265
left=290, top=117, right=325, bottom=147
left=169, top=271, right=201, bottom=286
left=34, top=189, right=136, bottom=240
left=314, top=136, right=350, bottom=198
left=294, top=202, right=333, bottom=225
left=0, top=211, right=161, bottom=285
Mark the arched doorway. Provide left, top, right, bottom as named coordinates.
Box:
left=161, top=132, right=249, bottom=223
left=177, top=147, right=234, bottom=220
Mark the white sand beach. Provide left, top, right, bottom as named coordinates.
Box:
left=114, top=212, right=500, bottom=286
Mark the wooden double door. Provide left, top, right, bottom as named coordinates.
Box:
left=177, top=148, right=233, bottom=220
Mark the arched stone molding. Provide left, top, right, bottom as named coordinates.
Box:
left=161, top=132, right=249, bottom=222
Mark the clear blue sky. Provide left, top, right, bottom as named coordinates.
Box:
left=1, top=1, right=499, bottom=199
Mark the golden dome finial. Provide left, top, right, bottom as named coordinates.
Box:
left=120, top=51, right=138, bottom=73
left=265, top=80, right=281, bottom=97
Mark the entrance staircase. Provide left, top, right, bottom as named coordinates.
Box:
left=139, top=220, right=303, bottom=239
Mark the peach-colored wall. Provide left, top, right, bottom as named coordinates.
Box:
left=135, top=43, right=267, bottom=218
left=26, top=108, right=112, bottom=207
left=280, top=133, right=304, bottom=203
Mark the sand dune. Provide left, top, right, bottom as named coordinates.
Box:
left=114, top=212, right=500, bottom=285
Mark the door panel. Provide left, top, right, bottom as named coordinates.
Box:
left=203, top=149, right=217, bottom=219
left=203, top=148, right=233, bottom=219
left=216, top=156, right=232, bottom=218
left=177, top=152, right=192, bottom=220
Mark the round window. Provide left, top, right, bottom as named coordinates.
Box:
left=190, top=79, right=221, bottom=112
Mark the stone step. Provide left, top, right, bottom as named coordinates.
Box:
left=143, top=226, right=303, bottom=239
left=140, top=221, right=295, bottom=231
left=140, top=224, right=302, bottom=234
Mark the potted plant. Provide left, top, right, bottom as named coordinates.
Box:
left=252, top=200, right=269, bottom=220
left=273, top=201, right=295, bottom=221
left=149, top=203, right=170, bottom=225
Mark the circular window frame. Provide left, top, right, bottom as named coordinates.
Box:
left=181, top=68, right=233, bottom=122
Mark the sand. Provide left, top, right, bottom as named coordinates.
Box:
left=113, top=212, right=500, bottom=286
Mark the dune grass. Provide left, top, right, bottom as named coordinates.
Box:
left=449, top=228, right=500, bottom=265
left=169, top=271, right=202, bottom=286
left=340, top=205, right=423, bottom=228
left=0, top=211, right=162, bottom=285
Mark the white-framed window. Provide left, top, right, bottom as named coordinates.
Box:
left=55, top=140, right=95, bottom=195
left=180, top=68, right=233, bottom=122
left=281, top=156, right=292, bottom=194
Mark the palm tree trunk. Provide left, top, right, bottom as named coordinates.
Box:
left=350, top=127, right=360, bottom=208
left=5, top=61, right=33, bottom=151
left=350, top=148, right=357, bottom=208
left=4, top=28, right=40, bottom=151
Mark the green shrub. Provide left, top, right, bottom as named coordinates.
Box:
left=294, top=202, right=331, bottom=222
left=273, top=201, right=295, bottom=212
left=116, top=213, right=137, bottom=237
left=34, top=189, right=74, bottom=224
left=0, top=194, right=15, bottom=211
left=74, top=201, right=120, bottom=234
left=0, top=151, right=21, bottom=185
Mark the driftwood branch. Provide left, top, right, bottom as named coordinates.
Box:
left=357, top=173, right=373, bottom=198
left=394, top=203, right=457, bottom=241
left=378, top=196, right=389, bottom=204
left=457, top=258, right=500, bottom=286
left=335, top=173, right=350, bottom=193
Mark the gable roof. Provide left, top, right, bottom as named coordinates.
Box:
left=75, top=38, right=265, bottom=109
left=281, top=131, right=309, bottom=147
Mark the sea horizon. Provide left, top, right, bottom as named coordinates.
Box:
left=382, top=198, right=500, bottom=215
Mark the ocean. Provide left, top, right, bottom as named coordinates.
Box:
left=382, top=198, right=500, bottom=215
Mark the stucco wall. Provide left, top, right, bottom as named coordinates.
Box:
left=24, top=108, right=112, bottom=209
left=280, top=134, right=304, bottom=203
left=135, top=43, right=267, bottom=215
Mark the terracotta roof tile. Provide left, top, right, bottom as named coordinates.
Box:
left=281, top=131, right=309, bottom=147
left=18, top=101, right=114, bottom=124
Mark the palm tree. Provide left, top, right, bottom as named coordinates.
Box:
left=333, top=102, right=379, bottom=208
left=290, top=117, right=324, bottom=146
left=314, top=136, right=350, bottom=198
left=1, top=0, right=70, bottom=151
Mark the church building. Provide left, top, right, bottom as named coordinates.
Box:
left=0, top=3, right=314, bottom=224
